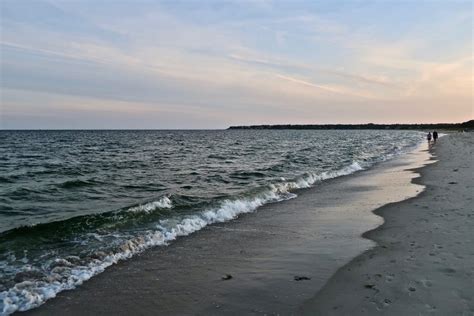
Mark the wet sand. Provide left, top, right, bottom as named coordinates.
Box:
left=23, top=138, right=434, bottom=315
left=301, top=133, right=474, bottom=315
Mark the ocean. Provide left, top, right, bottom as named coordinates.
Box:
left=0, top=129, right=423, bottom=314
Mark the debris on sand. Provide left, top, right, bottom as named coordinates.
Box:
left=294, top=276, right=311, bottom=281
left=221, top=274, right=233, bottom=280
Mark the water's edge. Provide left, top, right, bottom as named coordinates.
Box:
left=1, top=138, right=425, bottom=315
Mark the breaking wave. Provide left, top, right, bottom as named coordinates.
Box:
left=0, top=160, right=367, bottom=315
left=0, top=129, right=428, bottom=315
left=127, top=197, right=173, bottom=213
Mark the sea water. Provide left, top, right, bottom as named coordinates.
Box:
left=0, top=129, right=423, bottom=314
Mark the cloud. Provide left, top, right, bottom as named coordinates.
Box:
left=1, top=0, right=472, bottom=128
left=403, top=56, right=473, bottom=98
left=275, top=74, right=378, bottom=99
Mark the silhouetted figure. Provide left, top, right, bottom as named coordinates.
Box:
left=427, top=132, right=432, bottom=143
left=433, top=131, right=438, bottom=142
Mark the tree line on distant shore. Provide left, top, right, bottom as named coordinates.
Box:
left=228, top=120, right=474, bottom=130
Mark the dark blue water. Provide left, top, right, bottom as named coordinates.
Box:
left=0, top=130, right=423, bottom=314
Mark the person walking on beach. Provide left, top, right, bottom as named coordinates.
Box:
left=433, top=131, right=438, bottom=142
left=427, top=132, right=432, bottom=143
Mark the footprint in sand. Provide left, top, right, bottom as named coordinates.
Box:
left=425, top=304, right=437, bottom=313
left=420, top=279, right=433, bottom=288
left=439, top=267, right=456, bottom=275
left=385, top=274, right=394, bottom=283
left=371, top=297, right=392, bottom=311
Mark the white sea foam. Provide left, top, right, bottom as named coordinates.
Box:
left=126, top=196, right=172, bottom=213
left=0, top=160, right=367, bottom=315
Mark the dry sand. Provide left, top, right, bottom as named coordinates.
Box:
left=301, top=132, right=474, bottom=315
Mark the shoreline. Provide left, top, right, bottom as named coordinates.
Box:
left=19, top=139, right=434, bottom=315
left=301, top=132, right=473, bottom=314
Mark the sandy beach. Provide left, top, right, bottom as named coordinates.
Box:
left=301, top=132, right=473, bottom=315
left=20, top=133, right=472, bottom=315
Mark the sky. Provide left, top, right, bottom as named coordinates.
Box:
left=0, top=0, right=472, bottom=129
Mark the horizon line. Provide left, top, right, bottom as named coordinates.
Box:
left=1, top=120, right=472, bottom=131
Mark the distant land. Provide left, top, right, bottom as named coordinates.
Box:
left=228, top=120, right=474, bottom=130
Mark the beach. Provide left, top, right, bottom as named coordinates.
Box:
left=14, top=132, right=471, bottom=315
left=14, top=135, right=421, bottom=315
left=302, top=132, right=474, bottom=315
left=2, top=0, right=472, bottom=314
left=1, top=130, right=423, bottom=314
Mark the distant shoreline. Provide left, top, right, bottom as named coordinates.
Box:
left=1, top=120, right=472, bottom=132
left=228, top=120, right=473, bottom=130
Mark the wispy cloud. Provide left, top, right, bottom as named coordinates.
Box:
left=275, top=74, right=378, bottom=99
left=1, top=0, right=472, bottom=128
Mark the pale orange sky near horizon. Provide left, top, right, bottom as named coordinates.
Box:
left=0, top=0, right=472, bottom=128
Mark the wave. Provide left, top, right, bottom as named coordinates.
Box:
left=57, top=179, right=97, bottom=189
left=0, top=177, right=14, bottom=184
left=126, top=197, right=173, bottom=213
left=0, top=160, right=374, bottom=314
